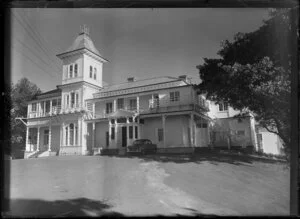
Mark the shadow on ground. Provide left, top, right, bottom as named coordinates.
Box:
left=103, top=151, right=287, bottom=166
left=6, top=197, right=123, bottom=217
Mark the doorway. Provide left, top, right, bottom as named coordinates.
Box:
left=122, top=126, right=127, bottom=147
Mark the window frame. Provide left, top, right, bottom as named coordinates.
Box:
left=129, top=99, right=137, bottom=111
left=158, top=128, right=164, bottom=142
left=74, top=64, right=78, bottom=77
left=106, top=102, right=113, bottom=114
left=69, top=65, right=73, bottom=78
left=90, top=66, right=93, bottom=78
left=117, top=98, right=124, bottom=109
left=170, top=91, right=180, bottom=102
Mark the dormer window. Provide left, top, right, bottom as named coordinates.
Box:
left=74, top=64, right=78, bottom=77
left=69, top=65, right=73, bottom=78
left=219, top=102, right=228, bottom=111
left=94, top=68, right=97, bottom=80
left=90, top=66, right=93, bottom=78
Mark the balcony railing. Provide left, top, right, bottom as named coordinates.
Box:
left=28, top=105, right=87, bottom=118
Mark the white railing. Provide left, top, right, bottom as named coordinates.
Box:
left=28, top=105, right=88, bottom=118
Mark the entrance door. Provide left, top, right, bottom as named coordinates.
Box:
left=106, top=131, right=109, bottom=147
left=122, top=126, right=127, bottom=147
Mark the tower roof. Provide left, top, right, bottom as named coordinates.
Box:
left=58, top=25, right=102, bottom=57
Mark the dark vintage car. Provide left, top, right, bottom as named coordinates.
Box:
left=127, top=139, right=157, bottom=154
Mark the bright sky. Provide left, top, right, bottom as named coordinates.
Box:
left=11, top=8, right=271, bottom=92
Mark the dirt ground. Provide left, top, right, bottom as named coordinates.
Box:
left=6, top=154, right=290, bottom=217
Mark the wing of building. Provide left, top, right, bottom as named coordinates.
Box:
left=24, top=27, right=283, bottom=158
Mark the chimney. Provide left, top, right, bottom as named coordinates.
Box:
left=178, top=75, right=187, bottom=80
left=127, top=77, right=135, bottom=82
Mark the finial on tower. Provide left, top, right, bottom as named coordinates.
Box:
left=80, top=24, right=90, bottom=35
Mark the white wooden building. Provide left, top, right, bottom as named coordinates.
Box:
left=24, top=27, right=211, bottom=158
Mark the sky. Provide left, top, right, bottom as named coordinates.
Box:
left=11, top=8, right=271, bottom=92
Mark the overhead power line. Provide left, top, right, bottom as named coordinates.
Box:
left=11, top=10, right=62, bottom=72
left=14, top=36, right=61, bottom=76
left=13, top=43, right=60, bottom=79
left=20, top=10, right=62, bottom=60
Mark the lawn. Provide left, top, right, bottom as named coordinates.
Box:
left=6, top=153, right=290, bottom=217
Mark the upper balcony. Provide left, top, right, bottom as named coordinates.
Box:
left=28, top=104, right=87, bottom=119
left=87, top=93, right=209, bottom=120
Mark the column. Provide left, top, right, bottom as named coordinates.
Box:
left=37, top=127, right=40, bottom=151
left=108, top=120, right=112, bottom=147
left=43, top=101, right=46, bottom=116
left=77, top=118, right=81, bottom=146
left=136, top=96, right=140, bottom=112
left=92, top=122, right=95, bottom=148
left=50, top=100, right=53, bottom=115
left=26, top=126, right=30, bottom=151
left=113, top=99, right=117, bottom=112
left=162, top=115, right=166, bottom=148
left=126, top=117, right=130, bottom=146
left=81, top=119, right=87, bottom=155
left=73, top=123, right=76, bottom=146
left=67, top=123, right=70, bottom=146
left=48, top=125, right=52, bottom=151
left=92, top=103, right=95, bottom=118
left=190, top=114, right=194, bottom=147
left=115, top=124, right=118, bottom=148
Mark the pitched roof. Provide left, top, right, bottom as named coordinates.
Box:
left=60, top=32, right=102, bottom=57
left=98, top=76, right=187, bottom=93
left=36, top=88, right=61, bottom=99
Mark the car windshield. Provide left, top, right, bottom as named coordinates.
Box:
left=133, top=140, right=151, bottom=145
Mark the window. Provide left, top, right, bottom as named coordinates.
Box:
left=219, top=102, right=228, bottom=111
left=52, top=99, right=57, bottom=107
left=135, top=126, right=138, bottom=139
left=106, top=102, right=113, bottom=114
left=65, top=126, right=68, bottom=145
left=111, top=119, right=115, bottom=124
left=129, top=126, right=133, bottom=139
left=75, top=93, right=79, bottom=107
left=75, top=126, right=78, bottom=145
left=111, top=127, right=115, bottom=140
left=45, top=101, right=50, bottom=113
left=170, top=91, right=180, bottom=102
left=129, top=117, right=133, bottom=122
left=158, top=128, right=164, bottom=142
left=237, top=130, right=245, bottom=136
left=117, top=98, right=124, bottom=109
left=58, top=98, right=61, bottom=107
left=106, top=132, right=109, bottom=147
left=71, top=92, right=75, bottom=107
left=90, top=66, right=93, bottom=78
left=94, top=68, right=97, bottom=80
left=69, top=123, right=74, bottom=145
left=140, top=119, right=144, bottom=124
left=69, top=65, right=73, bottom=78
left=117, top=118, right=126, bottom=123
left=74, top=64, right=78, bottom=77
left=66, top=95, right=69, bottom=107
left=44, top=130, right=49, bottom=145
left=32, top=103, right=37, bottom=112
left=129, top=99, right=137, bottom=111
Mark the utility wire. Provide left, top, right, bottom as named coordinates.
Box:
left=20, top=9, right=62, bottom=60
left=14, top=36, right=61, bottom=75
left=12, top=10, right=62, bottom=71
left=13, top=43, right=60, bottom=79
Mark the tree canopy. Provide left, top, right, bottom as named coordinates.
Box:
left=11, top=78, right=41, bottom=145
left=196, top=8, right=297, bottom=155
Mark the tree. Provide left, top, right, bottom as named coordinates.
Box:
left=196, top=8, right=297, bottom=157
left=11, top=78, right=41, bottom=154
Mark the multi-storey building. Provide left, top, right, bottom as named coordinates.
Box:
left=24, top=27, right=211, bottom=158
left=24, top=27, right=283, bottom=158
